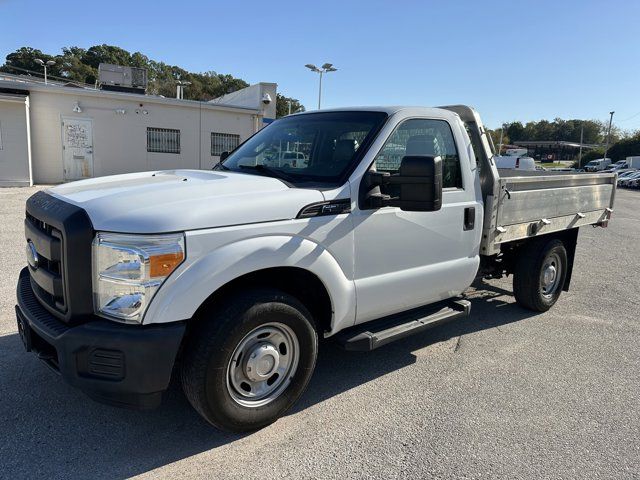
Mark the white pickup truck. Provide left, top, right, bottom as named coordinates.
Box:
left=16, top=106, right=616, bottom=432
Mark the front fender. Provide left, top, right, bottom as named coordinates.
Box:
left=143, top=233, right=356, bottom=333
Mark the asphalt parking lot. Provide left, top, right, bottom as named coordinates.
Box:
left=1, top=186, right=638, bottom=480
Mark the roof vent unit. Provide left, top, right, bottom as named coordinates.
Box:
left=98, top=63, right=147, bottom=94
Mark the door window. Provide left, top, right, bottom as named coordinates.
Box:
left=373, top=118, right=462, bottom=189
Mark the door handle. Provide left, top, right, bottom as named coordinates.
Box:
left=464, top=207, right=475, bottom=231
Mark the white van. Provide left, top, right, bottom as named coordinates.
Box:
left=584, top=158, right=612, bottom=172
left=495, top=148, right=537, bottom=171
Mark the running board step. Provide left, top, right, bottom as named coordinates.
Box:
left=335, top=299, right=471, bottom=351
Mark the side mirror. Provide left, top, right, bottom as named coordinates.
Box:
left=219, top=151, right=230, bottom=162
left=364, top=155, right=442, bottom=212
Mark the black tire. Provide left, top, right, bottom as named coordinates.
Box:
left=513, top=238, right=568, bottom=312
left=180, top=288, right=318, bottom=432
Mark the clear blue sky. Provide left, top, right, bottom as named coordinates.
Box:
left=1, top=0, right=639, bottom=131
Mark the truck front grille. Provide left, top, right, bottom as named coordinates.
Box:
left=24, top=191, right=95, bottom=324
left=25, top=212, right=67, bottom=314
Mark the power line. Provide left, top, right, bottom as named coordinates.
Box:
left=617, top=111, right=640, bottom=123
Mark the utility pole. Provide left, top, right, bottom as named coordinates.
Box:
left=578, top=125, right=584, bottom=167
left=603, top=111, right=615, bottom=162
left=498, top=128, right=504, bottom=155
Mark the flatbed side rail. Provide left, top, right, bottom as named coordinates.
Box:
left=481, top=172, right=616, bottom=253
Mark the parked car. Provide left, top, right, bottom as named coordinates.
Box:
left=262, top=150, right=308, bottom=169
left=584, top=158, right=612, bottom=172
left=616, top=170, right=638, bottom=181
left=15, top=105, right=616, bottom=432
left=618, top=171, right=640, bottom=187
left=628, top=178, right=640, bottom=188
left=607, top=160, right=628, bottom=171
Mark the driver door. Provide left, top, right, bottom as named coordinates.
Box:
left=351, top=117, right=480, bottom=324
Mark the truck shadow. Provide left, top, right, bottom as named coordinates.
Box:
left=0, top=279, right=535, bottom=479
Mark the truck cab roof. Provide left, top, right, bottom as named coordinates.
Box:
left=292, top=106, right=461, bottom=118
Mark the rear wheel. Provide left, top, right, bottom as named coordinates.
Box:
left=513, top=238, right=568, bottom=312
left=181, top=288, right=318, bottom=432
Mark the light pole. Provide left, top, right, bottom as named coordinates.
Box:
left=176, top=80, right=191, bottom=99
left=34, top=58, right=55, bottom=85
left=305, top=63, right=337, bottom=109
left=603, top=111, right=615, bottom=162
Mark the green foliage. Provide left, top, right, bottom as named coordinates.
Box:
left=2, top=47, right=62, bottom=77
left=486, top=129, right=510, bottom=153
left=499, top=118, right=610, bottom=144
left=608, top=137, right=640, bottom=161
left=276, top=94, right=305, bottom=118
left=579, top=149, right=605, bottom=166
left=2, top=45, right=302, bottom=107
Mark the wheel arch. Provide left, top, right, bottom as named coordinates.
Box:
left=194, top=266, right=334, bottom=335
left=500, top=227, right=579, bottom=291
left=143, top=234, right=355, bottom=334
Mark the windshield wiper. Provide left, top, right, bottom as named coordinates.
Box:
left=213, top=162, right=230, bottom=171
left=238, top=164, right=295, bottom=183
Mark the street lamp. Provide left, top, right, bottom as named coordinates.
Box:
left=603, top=111, right=615, bottom=163
left=34, top=58, right=55, bottom=85
left=305, top=63, right=337, bottom=109
left=176, top=80, right=191, bottom=99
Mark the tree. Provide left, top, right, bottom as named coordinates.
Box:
left=83, top=44, right=134, bottom=69
left=1, top=46, right=63, bottom=78
left=1, top=45, right=281, bottom=104
left=608, top=137, right=640, bottom=161
left=487, top=128, right=510, bottom=153
left=505, top=122, right=524, bottom=142
left=276, top=94, right=305, bottom=118
left=58, top=47, right=95, bottom=83
left=499, top=119, right=607, bottom=144
left=578, top=149, right=605, bottom=166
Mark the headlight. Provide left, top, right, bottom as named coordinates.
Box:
left=92, top=233, right=185, bottom=323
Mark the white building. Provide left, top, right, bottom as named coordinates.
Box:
left=0, top=75, right=277, bottom=186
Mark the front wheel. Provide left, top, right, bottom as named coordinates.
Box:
left=513, top=238, right=568, bottom=312
left=181, top=289, right=318, bottom=432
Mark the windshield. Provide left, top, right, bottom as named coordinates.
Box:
left=220, top=111, right=388, bottom=186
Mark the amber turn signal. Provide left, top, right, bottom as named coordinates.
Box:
left=149, top=252, right=184, bottom=278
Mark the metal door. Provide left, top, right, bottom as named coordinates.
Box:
left=351, top=117, right=481, bottom=324
left=62, top=117, right=93, bottom=181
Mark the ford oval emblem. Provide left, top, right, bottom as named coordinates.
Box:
left=26, top=241, right=39, bottom=270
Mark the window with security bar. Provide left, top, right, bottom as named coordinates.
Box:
left=147, top=127, right=181, bottom=154
left=211, top=132, right=240, bottom=156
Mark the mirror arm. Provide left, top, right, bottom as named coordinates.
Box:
left=385, top=175, right=434, bottom=185
left=364, top=171, right=389, bottom=188
left=365, top=171, right=433, bottom=187
left=366, top=193, right=393, bottom=208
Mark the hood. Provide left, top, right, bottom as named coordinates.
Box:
left=47, top=170, right=325, bottom=233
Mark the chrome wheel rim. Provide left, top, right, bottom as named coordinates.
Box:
left=540, top=252, right=562, bottom=298
left=226, top=322, right=299, bottom=407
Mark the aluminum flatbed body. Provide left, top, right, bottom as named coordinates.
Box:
left=440, top=105, right=617, bottom=256
left=481, top=170, right=616, bottom=254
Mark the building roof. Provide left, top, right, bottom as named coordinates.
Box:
left=0, top=75, right=261, bottom=114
